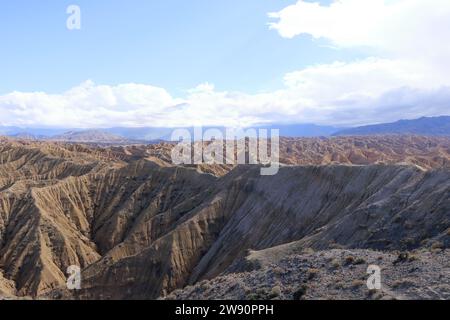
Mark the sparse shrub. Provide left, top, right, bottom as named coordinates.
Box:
left=256, top=288, right=266, bottom=295
left=344, top=256, right=355, bottom=265
left=302, top=247, right=315, bottom=254
left=247, top=288, right=271, bottom=300
left=292, top=285, right=308, bottom=300
left=334, top=281, right=344, bottom=290
left=199, top=280, right=210, bottom=291
left=270, top=285, right=281, bottom=298
left=407, top=254, right=420, bottom=262
left=307, top=268, right=320, bottom=280
left=330, top=259, right=341, bottom=269
left=241, top=257, right=262, bottom=272
left=242, top=285, right=252, bottom=295
left=431, top=241, right=443, bottom=250
left=393, top=252, right=409, bottom=264
left=272, top=266, right=284, bottom=276
left=351, top=279, right=365, bottom=289
left=344, top=256, right=365, bottom=266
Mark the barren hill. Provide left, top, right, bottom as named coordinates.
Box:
left=0, top=135, right=449, bottom=300
left=138, top=135, right=450, bottom=170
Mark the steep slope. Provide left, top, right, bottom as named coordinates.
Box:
left=48, top=164, right=449, bottom=299
left=0, top=136, right=448, bottom=300
left=0, top=141, right=124, bottom=295
left=0, top=156, right=216, bottom=296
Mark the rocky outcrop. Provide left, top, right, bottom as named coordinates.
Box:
left=166, top=248, right=450, bottom=300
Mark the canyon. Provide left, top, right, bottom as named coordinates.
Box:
left=0, top=135, right=448, bottom=299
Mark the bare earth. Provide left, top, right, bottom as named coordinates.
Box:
left=0, top=135, right=449, bottom=300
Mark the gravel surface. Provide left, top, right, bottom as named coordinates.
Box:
left=165, top=249, right=450, bottom=300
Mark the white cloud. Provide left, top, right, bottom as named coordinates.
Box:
left=268, top=0, right=450, bottom=81
left=0, top=76, right=449, bottom=128
left=268, top=0, right=450, bottom=57
left=266, top=0, right=450, bottom=125
left=0, top=0, right=449, bottom=129
left=0, top=81, right=182, bottom=128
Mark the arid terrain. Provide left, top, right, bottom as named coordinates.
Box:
left=0, top=135, right=449, bottom=300
left=167, top=249, right=450, bottom=300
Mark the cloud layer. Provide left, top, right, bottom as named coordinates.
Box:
left=1, top=0, right=449, bottom=128
left=269, top=0, right=450, bottom=58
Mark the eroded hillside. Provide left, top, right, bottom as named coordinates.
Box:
left=139, top=135, right=450, bottom=170
left=0, top=136, right=449, bottom=299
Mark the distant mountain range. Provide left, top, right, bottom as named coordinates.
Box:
left=0, top=116, right=449, bottom=143
left=0, top=124, right=341, bottom=142
left=105, top=124, right=341, bottom=140
left=49, top=130, right=144, bottom=144
left=0, top=126, right=68, bottom=137
left=333, top=116, right=450, bottom=136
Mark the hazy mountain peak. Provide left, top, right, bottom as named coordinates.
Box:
left=334, top=116, right=450, bottom=136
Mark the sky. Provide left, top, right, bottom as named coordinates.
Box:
left=0, top=0, right=449, bottom=128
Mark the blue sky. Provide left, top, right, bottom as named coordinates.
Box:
left=0, top=0, right=449, bottom=128
left=1, top=0, right=360, bottom=95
